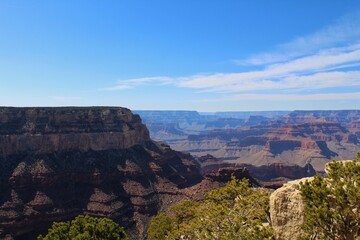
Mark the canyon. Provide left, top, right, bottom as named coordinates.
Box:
left=0, top=107, right=359, bottom=239
left=0, top=107, right=214, bottom=239
left=139, top=110, right=360, bottom=176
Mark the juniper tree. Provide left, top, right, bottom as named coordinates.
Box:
left=300, top=153, right=360, bottom=240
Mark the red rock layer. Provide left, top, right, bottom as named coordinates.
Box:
left=171, top=120, right=359, bottom=171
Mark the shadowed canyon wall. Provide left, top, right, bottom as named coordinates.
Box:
left=0, top=107, right=204, bottom=239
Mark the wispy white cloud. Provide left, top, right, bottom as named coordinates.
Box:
left=199, top=92, right=360, bottom=102
left=101, top=76, right=173, bottom=91
left=104, top=11, right=360, bottom=103
left=183, top=71, right=360, bottom=93
left=105, top=44, right=360, bottom=94
left=177, top=45, right=360, bottom=92
left=236, top=11, right=360, bottom=66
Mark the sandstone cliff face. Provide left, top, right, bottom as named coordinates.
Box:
left=0, top=107, right=203, bottom=239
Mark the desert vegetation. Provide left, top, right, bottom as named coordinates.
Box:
left=38, top=215, right=128, bottom=240
left=300, top=153, right=360, bottom=240
left=147, top=152, right=360, bottom=240
left=148, top=178, right=273, bottom=240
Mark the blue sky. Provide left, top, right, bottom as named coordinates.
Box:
left=1, top=0, right=360, bottom=111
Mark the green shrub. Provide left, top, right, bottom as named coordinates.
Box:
left=38, top=215, right=128, bottom=240
left=148, top=178, right=273, bottom=240
left=300, top=153, right=360, bottom=240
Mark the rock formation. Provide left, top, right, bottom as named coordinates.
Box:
left=204, top=167, right=259, bottom=186
left=269, top=178, right=313, bottom=240
left=0, top=107, right=150, bottom=155
left=198, top=154, right=315, bottom=187
left=0, top=107, right=259, bottom=240
left=269, top=159, right=359, bottom=240
left=0, top=107, right=205, bottom=239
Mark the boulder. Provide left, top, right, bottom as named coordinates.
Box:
left=269, top=177, right=313, bottom=240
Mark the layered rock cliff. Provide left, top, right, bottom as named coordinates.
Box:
left=0, top=107, right=204, bottom=239
left=171, top=120, right=360, bottom=172
left=139, top=110, right=360, bottom=176
left=0, top=107, right=150, bottom=155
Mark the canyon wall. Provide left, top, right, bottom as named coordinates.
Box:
left=0, top=107, right=150, bottom=155
left=139, top=110, right=360, bottom=174
left=171, top=121, right=360, bottom=171
left=0, top=107, right=203, bottom=239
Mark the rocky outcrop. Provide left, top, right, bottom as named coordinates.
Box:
left=269, top=177, right=313, bottom=240
left=269, top=159, right=359, bottom=240
left=0, top=107, right=150, bottom=155
left=198, top=154, right=315, bottom=188
left=181, top=167, right=259, bottom=201
left=243, top=163, right=316, bottom=182
left=0, top=107, right=204, bottom=240
left=205, top=167, right=259, bottom=186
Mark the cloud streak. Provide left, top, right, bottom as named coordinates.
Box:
left=105, top=11, right=360, bottom=103
left=199, top=92, right=360, bottom=102
left=236, top=11, right=360, bottom=66
left=177, top=44, right=360, bottom=92
left=101, top=76, right=173, bottom=91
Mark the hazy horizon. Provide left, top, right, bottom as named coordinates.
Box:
left=1, top=1, right=360, bottom=111
left=2, top=106, right=359, bottom=114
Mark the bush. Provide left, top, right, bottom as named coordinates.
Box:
left=38, top=215, right=128, bottom=240
left=148, top=178, right=273, bottom=240
left=300, top=152, right=360, bottom=240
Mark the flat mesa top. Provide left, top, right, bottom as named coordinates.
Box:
left=0, top=106, right=145, bottom=135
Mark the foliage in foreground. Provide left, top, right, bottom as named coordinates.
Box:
left=148, top=178, right=273, bottom=240
left=38, top=215, right=128, bottom=240
left=300, top=152, right=360, bottom=240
